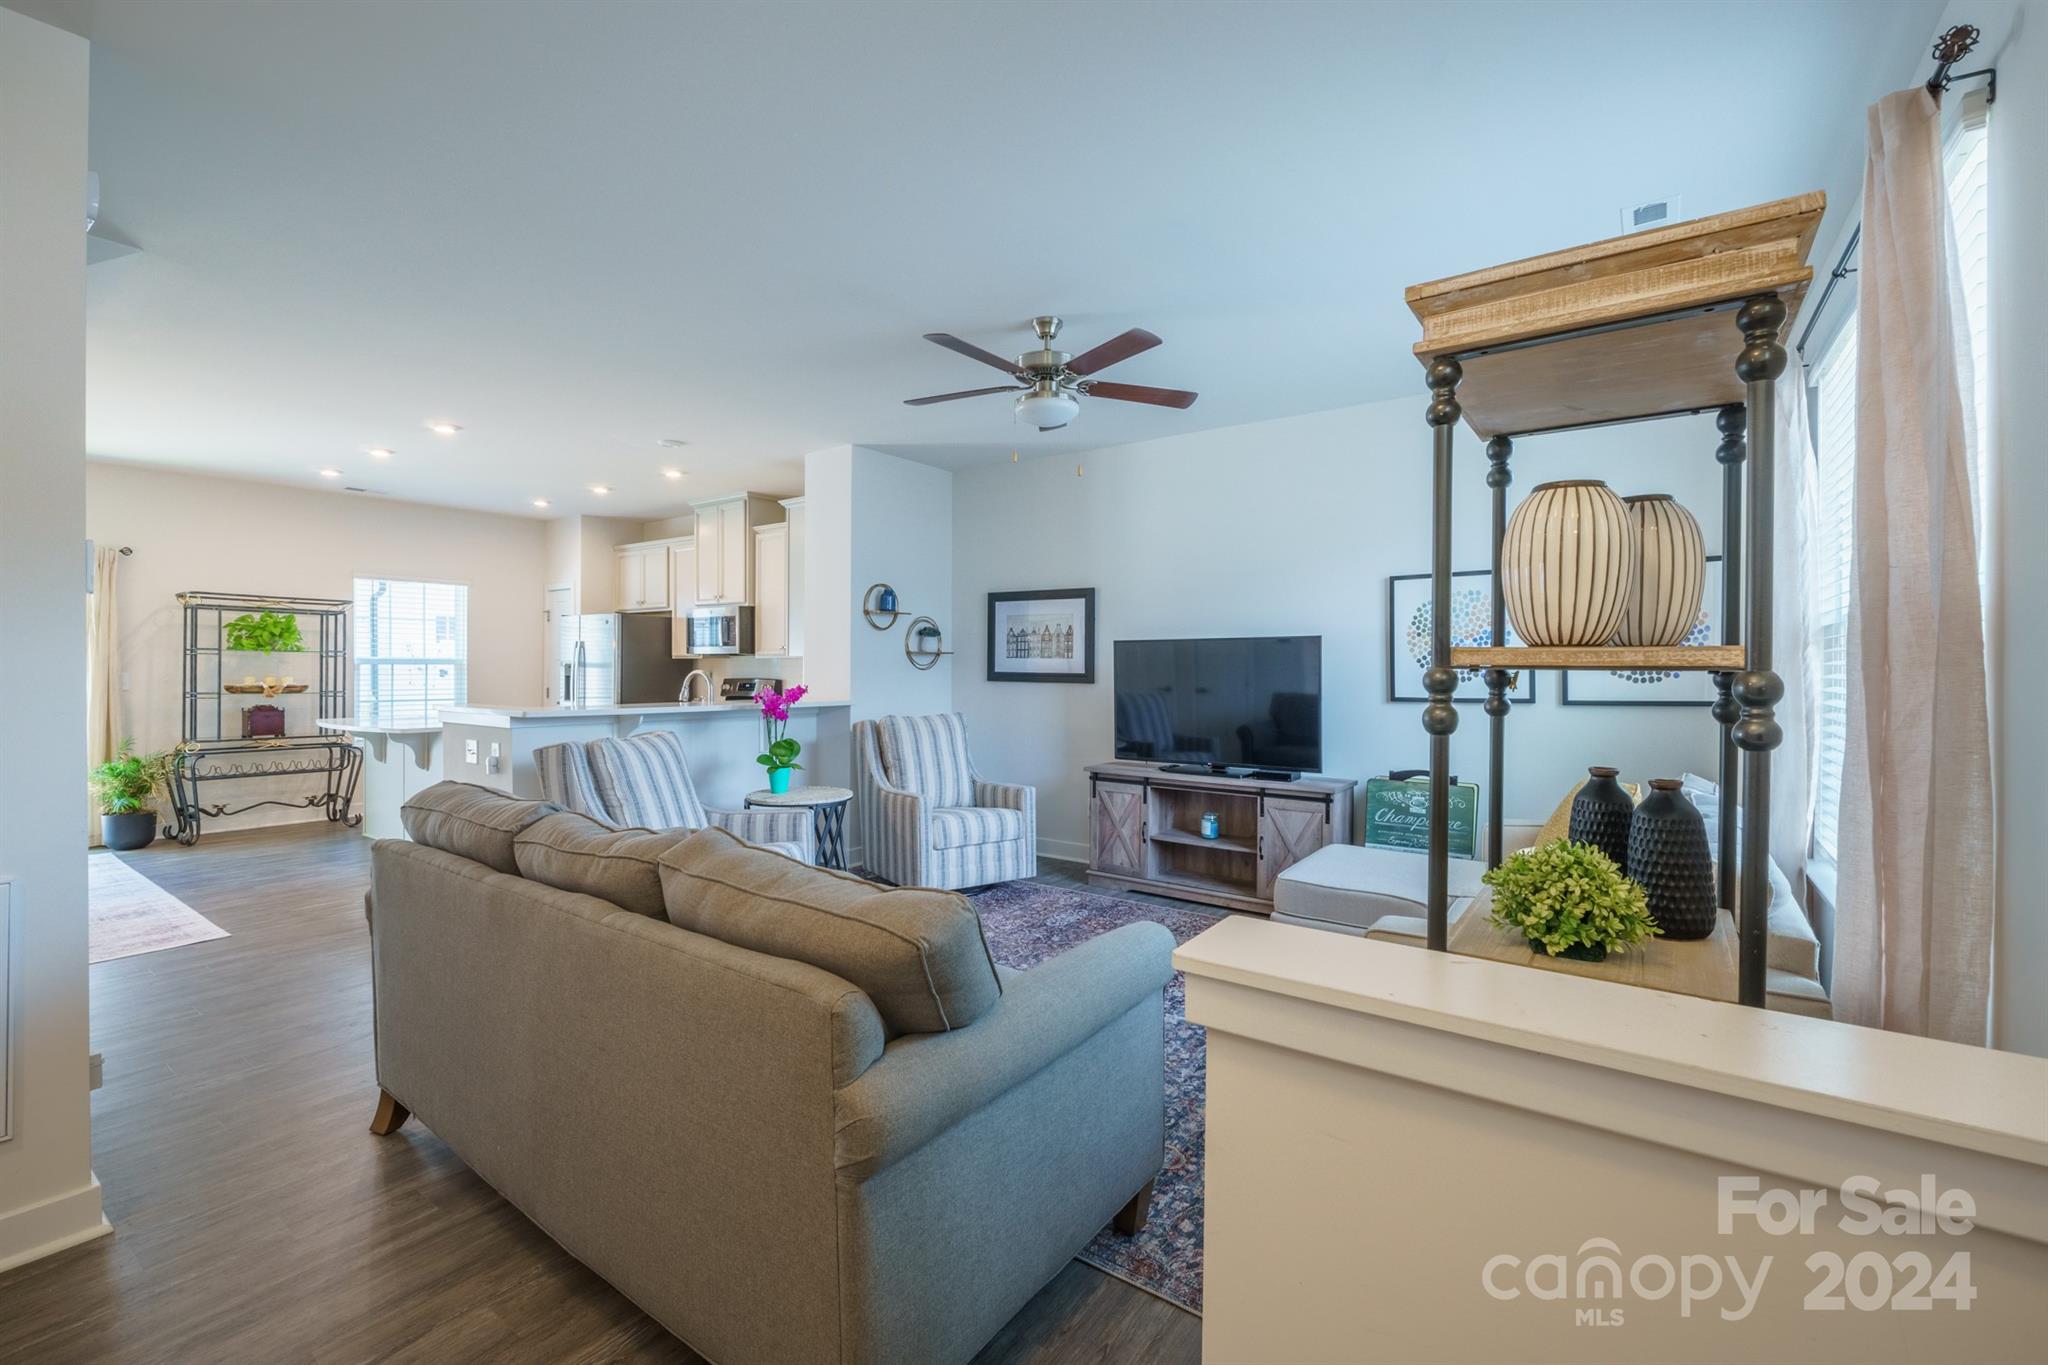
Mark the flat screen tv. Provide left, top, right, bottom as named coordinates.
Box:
left=1113, top=636, right=1323, bottom=775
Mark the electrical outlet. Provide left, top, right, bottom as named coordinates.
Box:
left=464, top=738, right=478, bottom=764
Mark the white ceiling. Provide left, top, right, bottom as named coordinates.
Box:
left=21, top=0, right=1938, bottom=518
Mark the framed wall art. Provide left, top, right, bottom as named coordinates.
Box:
left=987, top=588, right=1096, bottom=684
left=1386, top=571, right=1537, bottom=705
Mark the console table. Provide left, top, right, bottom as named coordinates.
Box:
left=1085, top=761, right=1354, bottom=914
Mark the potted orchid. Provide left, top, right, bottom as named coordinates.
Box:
left=755, top=683, right=808, bottom=794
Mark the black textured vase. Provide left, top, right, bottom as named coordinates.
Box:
left=1568, top=766, right=1634, bottom=869
left=1628, top=778, right=1718, bottom=940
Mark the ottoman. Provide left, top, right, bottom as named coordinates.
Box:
left=1271, top=844, right=1489, bottom=937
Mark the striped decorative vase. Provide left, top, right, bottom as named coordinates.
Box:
left=1501, top=480, right=1634, bottom=647
left=1614, top=495, right=1706, bottom=647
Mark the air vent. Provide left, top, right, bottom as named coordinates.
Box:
left=1620, top=196, right=1682, bottom=234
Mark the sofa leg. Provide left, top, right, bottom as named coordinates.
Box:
left=1113, top=1179, right=1155, bottom=1235
left=369, top=1089, right=411, bottom=1136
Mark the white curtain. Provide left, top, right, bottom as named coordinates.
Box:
left=1770, top=372, right=1817, bottom=896
left=1833, top=88, right=1993, bottom=1043
left=86, top=544, right=122, bottom=846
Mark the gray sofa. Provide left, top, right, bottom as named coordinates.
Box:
left=367, top=781, right=1172, bottom=1365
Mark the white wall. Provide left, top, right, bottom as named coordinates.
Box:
left=850, top=447, right=954, bottom=721
left=952, top=399, right=1727, bottom=861
left=86, top=464, right=549, bottom=831
left=0, top=6, right=107, bottom=1272
left=802, top=446, right=855, bottom=703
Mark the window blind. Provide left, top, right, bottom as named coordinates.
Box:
left=353, top=577, right=470, bottom=723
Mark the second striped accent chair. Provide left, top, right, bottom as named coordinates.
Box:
left=533, top=732, right=815, bottom=861
left=854, top=713, right=1036, bottom=890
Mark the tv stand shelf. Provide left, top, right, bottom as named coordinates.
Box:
left=1086, top=761, right=1355, bottom=915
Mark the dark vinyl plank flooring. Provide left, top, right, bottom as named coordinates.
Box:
left=0, top=828, right=1199, bottom=1365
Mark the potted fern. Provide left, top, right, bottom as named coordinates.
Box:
left=90, top=740, right=173, bottom=851
left=1481, top=838, right=1659, bottom=962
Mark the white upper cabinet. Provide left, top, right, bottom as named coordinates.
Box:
left=688, top=493, right=783, bottom=605
left=754, top=523, right=790, bottom=656
left=613, top=538, right=684, bottom=612
left=782, top=496, right=805, bottom=659
left=668, top=538, right=697, bottom=657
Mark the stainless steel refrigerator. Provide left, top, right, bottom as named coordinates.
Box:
left=559, top=613, right=690, bottom=707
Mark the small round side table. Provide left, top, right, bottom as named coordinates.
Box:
left=743, top=785, right=854, bottom=870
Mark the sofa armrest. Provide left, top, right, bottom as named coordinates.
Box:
left=705, top=806, right=817, bottom=862
left=832, top=921, right=1174, bottom=1179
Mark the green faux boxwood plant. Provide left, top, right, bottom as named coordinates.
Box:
left=223, top=610, right=305, bottom=653
left=1482, top=838, right=1659, bottom=962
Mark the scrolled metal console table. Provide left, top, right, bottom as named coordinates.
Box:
left=1402, top=192, right=1825, bottom=1008
left=167, top=591, right=362, bottom=844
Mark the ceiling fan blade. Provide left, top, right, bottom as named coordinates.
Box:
left=1036, top=423, right=1069, bottom=432
left=923, top=332, right=1025, bottom=377
left=902, top=385, right=1023, bottom=406
left=1084, top=380, right=1198, bottom=409
left=1064, top=328, right=1162, bottom=376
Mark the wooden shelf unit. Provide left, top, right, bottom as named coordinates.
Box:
left=1450, top=644, right=1744, bottom=672
left=1086, top=761, right=1354, bottom=915
left=1404, top=193, right=1825, bottom=1009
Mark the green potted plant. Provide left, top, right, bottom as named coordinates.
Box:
left=90, top=739, right=173, bottom=851
left=223, top=610, right=306, bottom=653
left=753, top=684, right=808, bottom=795
left=1482, top=838, right=1660, bottom=962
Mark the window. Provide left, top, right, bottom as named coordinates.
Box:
left=1807, top=93, right=1990, bottom=865
left=353, top=577, right=469, bottom=721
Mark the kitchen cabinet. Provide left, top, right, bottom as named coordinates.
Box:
left=688, top=493, right=783, bottom=605
left=613, top=541, right=674, bottom=612
left=781, top=496, right=805, bottom=658
left=754, top=523, right=790, bottom=656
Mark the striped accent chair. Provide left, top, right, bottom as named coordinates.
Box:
left=533, top=732, right=814, bottom=861
left=854, top=713, right=1035, bottom=890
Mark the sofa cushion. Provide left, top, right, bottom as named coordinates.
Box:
left=658, top=826, right=1001, bottom=1035
left=877, top=713, right=975, bottom=809
left=929, top=806, right=1027, bottom=850
left=587, top=730, right=710, bottom=831
left=400, top=781, right=559, bottom=874
left=513, top=811, right=691, bottom=918
left=1273, top=843, right=1488, bottom=932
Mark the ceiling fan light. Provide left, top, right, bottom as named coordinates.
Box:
left=1016, top=391, right=1079, bottom=431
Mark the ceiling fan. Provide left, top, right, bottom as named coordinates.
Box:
left=904, top=316, right=1198, bottom=431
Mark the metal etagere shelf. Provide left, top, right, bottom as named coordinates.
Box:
left=166, top=591, right=361, bottom=845
left=1404, top=193, right=1827, bottom=1008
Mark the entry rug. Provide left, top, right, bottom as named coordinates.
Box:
left=971, top=880, right=1218, bottom=1314
left=89, top=852, right=229, bottom=964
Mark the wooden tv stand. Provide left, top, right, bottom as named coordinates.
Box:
left=1085, top=761, right=1355, bottom=915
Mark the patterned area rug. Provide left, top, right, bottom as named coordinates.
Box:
left=89, top=852, right=229, bottom=964
left=970, top=880, right=1218, bottom=1314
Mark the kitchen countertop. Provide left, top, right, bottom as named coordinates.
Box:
left=434, top=698, right=849, bottom=725
left=318, top=715, right=446, bottom=735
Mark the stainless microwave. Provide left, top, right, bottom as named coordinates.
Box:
left=682, top=604, right=754, bottom=656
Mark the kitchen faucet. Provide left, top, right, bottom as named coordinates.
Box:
left=680, top=669, right=714, bottom=704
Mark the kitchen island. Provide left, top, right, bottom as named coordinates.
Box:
left=324, top=698, right=849, bottom=838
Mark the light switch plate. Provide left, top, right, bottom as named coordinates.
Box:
left=464, top=738, right=478, bottom=764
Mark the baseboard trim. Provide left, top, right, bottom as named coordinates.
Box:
left=1037, top=836, right=1087, bottom=865
left=0, top=1176, right=111, bottom=1274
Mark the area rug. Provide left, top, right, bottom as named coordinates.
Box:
left=970, top=880, right=1218, bottom=1314
left=89, top=852, right=229, bottom=964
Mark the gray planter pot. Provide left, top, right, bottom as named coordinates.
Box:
left=102, top=811, right=157, bottom=852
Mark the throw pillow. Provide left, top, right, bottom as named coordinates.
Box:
left=876, top=713, right=975, bottom=809
left=658, top=826, right=1001, bottom=1035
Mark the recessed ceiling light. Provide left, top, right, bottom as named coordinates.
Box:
left=425, top=420, right=462, bottom=436
left=364, top=446, right=395, bottom=459
left=661, top=468, right=684, bottom=480
left=656, top=438, right=687, bottom=448
left=532, top=497, right=551, bottom=508
left=318, top=468, right=343, bottom=478
left=588, top=484, right=610, bottom=496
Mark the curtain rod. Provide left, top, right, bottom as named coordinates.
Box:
left=1797, top=24, right=1997, bottom=359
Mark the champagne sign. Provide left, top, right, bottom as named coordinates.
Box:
left=1364, top=776, right=1479, bottom=859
